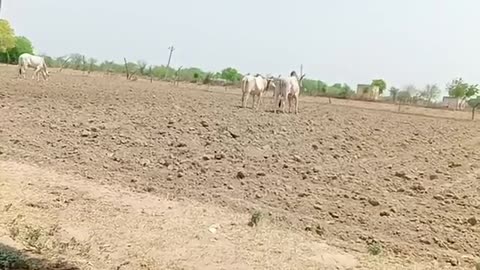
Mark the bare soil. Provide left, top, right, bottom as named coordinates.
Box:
left=1, top=66, right=480, bottom=269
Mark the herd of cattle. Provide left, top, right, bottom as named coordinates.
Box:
left=16, top=53, right=305, bottom=114
left=241, top=72, right=305, bottom=114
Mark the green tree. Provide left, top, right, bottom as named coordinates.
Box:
left=332, top=83, right=342, bottom=89
left=419, top=84, right=441, bottom=103
left=12, top=36, right=33, bottom=56
left=447, top=78, right=478, bottom=101
left=371, top=79, right=387, bottom=94
left=203, top=72, right=214, bottom=84
left=341, top=83, right=352, bottom=93
left=0, top=36, right=34, bottom=63
left=404, top=84, right=418, bottom=96
left=447, top=78, right=468, bottom=98
left=0, top=19, right=16, bottom=63
left=467, top=96, right=480, bottom=107
left=389, top=87, right=400, bottom=102
left=69, top=53, right=84, bottom=70
left=466, top=84, right=479, bottom=99
left=87, top=58, right=98, bottom=73
left=330, top=83, right=353, bottom=98
left=397, top=90, right=412, bottom=102
left=220, top=67, right=242, bottom=82
left=137, top=60, right=147, bottom=75
left=177, top=67, right=205, bottom=82
left=397, top=85, right=417, bottom=103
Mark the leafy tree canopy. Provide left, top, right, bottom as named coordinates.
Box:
left=371, top=79, right=387, bottom=94
left=447, top=78, right=479, bottom=100
left=8, top=36, right=34, bottom=62
left=0, top=19, right=16, bottom=53
left=220, top=67, right=242, bottom=82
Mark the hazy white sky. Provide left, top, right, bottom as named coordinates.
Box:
left=3, top=0, right=480, bottom=91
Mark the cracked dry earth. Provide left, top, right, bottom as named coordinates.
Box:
left=1, top=66, right=480, bottom=269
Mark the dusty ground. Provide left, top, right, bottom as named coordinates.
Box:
left=1, top=66, right=480, bottom=269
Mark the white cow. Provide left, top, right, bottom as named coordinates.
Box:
left=273, top=71, right=305, bottom=114
left=241, top=74, right=273, bottom=110
left=18, top=53, right=49, bottom=81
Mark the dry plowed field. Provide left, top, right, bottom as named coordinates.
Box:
left=1, top=66, right=480, bottom=269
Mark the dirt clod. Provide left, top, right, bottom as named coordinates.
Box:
left=214, top=153, right=225, bottom=160
left=80, top=130, right=91, bottom=137
left=293, top=156, right=303, bottom=163
left=380, top=211, right=390, bottom=217
left=236, top=171, right=246, bottom=179
left=467, top=217, right=477, bottom=226
left=446, top=257, right=459, bottom=266
left=368, top=198, right=380, bottom=207
left=329, top=212, right=340, bottom=219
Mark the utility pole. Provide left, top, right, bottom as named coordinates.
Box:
left=165, top=46, right=175, bottom=79
left=166, top=46, right=175, bottom=69
left=0, top=0, right=3, bottom=18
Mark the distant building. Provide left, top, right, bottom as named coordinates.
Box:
left=356, top=84, right=380, bottom=100
left=442, top=96, right=466, bottom=110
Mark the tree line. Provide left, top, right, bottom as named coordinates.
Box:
left=388, top=79, right=480, bottom=107
left=1, top=19, right=478, bottom=105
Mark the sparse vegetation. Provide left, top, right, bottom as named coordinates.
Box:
left=24, top=226, right=44, bottom=254
left=367, top=242, right=382, bottom=256
left=447, top=78, right=479, bottom=106
left=8, top=226, right=19, bottom=240
left=248, top=211, right=263, bottom=227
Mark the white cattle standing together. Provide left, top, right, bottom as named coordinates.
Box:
left=18, top=53, right=49, bottom=81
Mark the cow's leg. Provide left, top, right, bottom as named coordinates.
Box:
left=18, top=67, right=24, bottom=79
left=288, top=95, right=293, bottom=113
left=282, top=95, right=288, bottom=113
left=35, top=67, right=42, bottom=81
left=274, top=94, right=279, bottom=114
left=256, top=93, right=263, bottom=111
left=251, top=94, right=256, bottom=109
left=242, top=91, right=248, bottom=108
left=245, top=92, right=251, bottom=109
left=33, top=66, right=41, bottom=81
left=294, top=95, right=299, bottom=114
